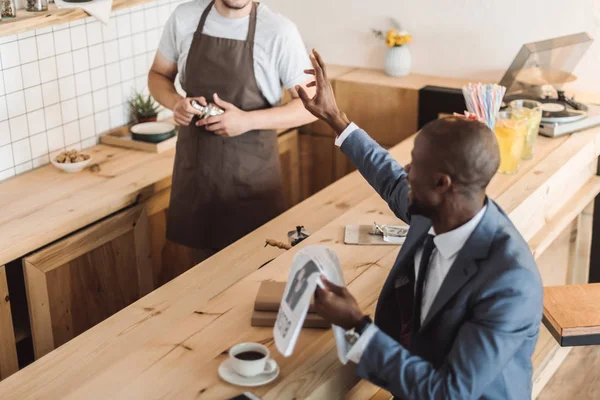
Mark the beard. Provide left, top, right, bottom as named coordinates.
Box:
left=221, top=0, right=252, bottom=10
left=408, top=197, right=434, bottom=218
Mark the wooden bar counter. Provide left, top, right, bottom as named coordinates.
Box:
left=1, top=117, right=599, bottom=398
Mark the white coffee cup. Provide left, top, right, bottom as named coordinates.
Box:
left=229, top=342, right=277, bottom=378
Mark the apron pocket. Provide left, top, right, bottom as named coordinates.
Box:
left=175, top=127, right=199, bottom=170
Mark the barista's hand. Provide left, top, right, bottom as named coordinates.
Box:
left=196, top=93, right=250, bottom=137
left=173, top=96, right=206, bottom=126
left=314, top=276, right=364, bottom=330
left=296, top=49, right=350, bottom=135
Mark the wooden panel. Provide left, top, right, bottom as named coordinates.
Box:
left=571, top=201, right=594, bottom=285
left=23, top=206, right=153, bottom=359
left=0, top=0, right=157, bottom=38
left=536, top=220, right=577, bottom=287
left=278, top=130, right=302, bottom=208
left=529, top=177, right=600, bottom=260
left=335, top=80, right=419, bottom=147
left=300, top=133, right=335, bottom=199
left=0, top=266, right=18, bottom=381
left=147, top=210, right=206, bottom=288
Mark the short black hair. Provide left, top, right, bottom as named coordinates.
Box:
left=419, top=116, right=500, bottom=193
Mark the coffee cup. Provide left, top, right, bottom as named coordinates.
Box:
left=229, top=342, right=277, bottom=378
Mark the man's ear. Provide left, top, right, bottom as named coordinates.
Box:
left=436, top=173, right=452, bottom=193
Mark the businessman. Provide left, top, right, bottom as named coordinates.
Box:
left=297, top=50, right=543, bottom=399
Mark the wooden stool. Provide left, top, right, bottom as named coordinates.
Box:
left=543, top=283, right=600, bottom=346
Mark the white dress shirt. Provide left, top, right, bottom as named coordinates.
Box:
left=336, top=123, right=487, bottom=363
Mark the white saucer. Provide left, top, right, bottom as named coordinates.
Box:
left=218, top=358, right=280, bottom=387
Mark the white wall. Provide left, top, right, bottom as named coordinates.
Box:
left=266, top=0, right=600, bottom=93
left=0, top=0, right=186, bottom=182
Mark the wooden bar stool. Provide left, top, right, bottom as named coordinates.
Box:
left=543, top=283, right=600, bottom=346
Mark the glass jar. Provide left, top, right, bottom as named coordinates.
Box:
left=510, top=99, right=543, bottom=160
left=26, top=0, right=47, bottom=11
left=494, top=111, right=528, bottom=175
left=1, top=0, right=17, bottom=18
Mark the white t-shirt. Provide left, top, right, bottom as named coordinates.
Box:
left=158, top=0, right=312, bottom=105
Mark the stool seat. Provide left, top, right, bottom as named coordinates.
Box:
left=543, top=283, right=600, bottom=346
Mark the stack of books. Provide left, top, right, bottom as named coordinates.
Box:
left=251, top=281, right=330, bottom=329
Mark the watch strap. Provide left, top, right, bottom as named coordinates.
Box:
left=354, top=315, right=372, bottom=335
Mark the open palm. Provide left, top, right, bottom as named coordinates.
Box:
left=296, top=50, right=349, bottom=134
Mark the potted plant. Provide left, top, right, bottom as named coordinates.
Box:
left=129, top=92, right=161, bottom=123
left=372, top=25, right=413, bottom=77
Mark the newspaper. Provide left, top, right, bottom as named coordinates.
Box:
left=274, top=245, right=350, bottom=364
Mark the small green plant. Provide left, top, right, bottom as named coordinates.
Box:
left=129, top=92, right=161, bottom=122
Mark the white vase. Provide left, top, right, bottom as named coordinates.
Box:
left=384, top=46, right=412, bottom=77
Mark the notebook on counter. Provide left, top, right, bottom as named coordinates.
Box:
left=252, top=281, right=327, bottom=329
left=254, top=281, right=316, bottom=313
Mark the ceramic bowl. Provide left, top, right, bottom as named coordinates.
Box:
left=51, top=157, right=92, bottom=173
left=130, top=122, right=177, bottom=143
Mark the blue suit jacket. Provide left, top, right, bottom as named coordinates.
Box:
left=341, top=129, right=543, bottom=400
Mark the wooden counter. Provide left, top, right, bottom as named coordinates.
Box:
left=1, top=120, right=599, bottom=398
left=0, top=144, right=175, bottom=268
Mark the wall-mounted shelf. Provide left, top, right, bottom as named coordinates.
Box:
left=0, top=0, right=153, bottom=38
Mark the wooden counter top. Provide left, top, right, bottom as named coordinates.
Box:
left=0, top=144, right=175, bottom=267
left=1, top=121, right=599, bottom=399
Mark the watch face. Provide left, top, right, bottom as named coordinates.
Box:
left=344, top=331, right=359, bottom=345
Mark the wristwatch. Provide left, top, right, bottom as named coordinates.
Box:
left=344, top=315, right=373, bottom=345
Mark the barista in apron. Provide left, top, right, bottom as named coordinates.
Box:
left=149, top=0, right=315, bottom=264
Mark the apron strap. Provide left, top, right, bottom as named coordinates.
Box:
left=195, top=0, right=215, bottom=37
left=246, top=2, right=258, bottom=43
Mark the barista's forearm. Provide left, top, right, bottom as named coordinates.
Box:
left=247, top=98, right=317, bottom=131
left=148, top=70, right=183, bottom=111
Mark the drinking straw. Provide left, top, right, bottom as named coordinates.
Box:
left=461, top=83, right=506, bottom=130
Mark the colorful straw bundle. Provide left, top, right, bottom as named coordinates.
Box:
left=461, top=83, right=506, bottom=130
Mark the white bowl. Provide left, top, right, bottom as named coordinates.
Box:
left=51, top=157, right=92, bottom=173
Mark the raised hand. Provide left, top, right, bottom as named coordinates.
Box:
left=296, top=49, right=350, bottom=135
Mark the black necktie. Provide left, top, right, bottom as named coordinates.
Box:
left=413, top=234, right=435, bottom=335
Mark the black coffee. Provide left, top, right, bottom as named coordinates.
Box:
left=235, top=351, right=266, bottom=361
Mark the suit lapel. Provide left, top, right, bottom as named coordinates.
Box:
left=420, top=199, right=500, bottom=331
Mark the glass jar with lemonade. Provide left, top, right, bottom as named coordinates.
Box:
left=509, top=100, right=543, bottom=160
left=494, top=111, right=527, bottom=174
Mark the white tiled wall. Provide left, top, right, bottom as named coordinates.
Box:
left=0, top=0, right=185, bottom=182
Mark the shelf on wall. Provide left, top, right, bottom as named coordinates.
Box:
left=0, top=0, right=154, bottom=38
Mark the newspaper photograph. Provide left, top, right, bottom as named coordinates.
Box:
left=274, top=245, right=350, bottom=364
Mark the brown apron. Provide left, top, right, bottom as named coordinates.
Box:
left=166, top=1, right=285, bottom=251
